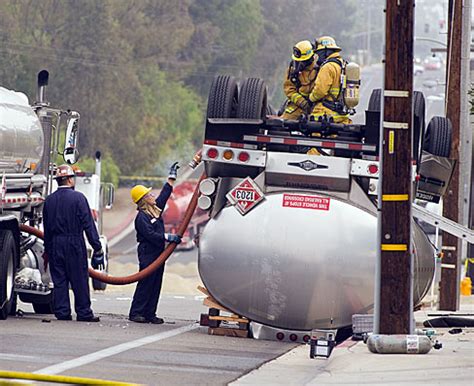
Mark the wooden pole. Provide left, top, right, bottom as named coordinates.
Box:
left=377, top=0, right=414, bottom=334
left=439, top=0, right=462, bottom=311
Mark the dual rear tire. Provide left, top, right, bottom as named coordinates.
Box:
left=206, top=75, right=268, bottom=120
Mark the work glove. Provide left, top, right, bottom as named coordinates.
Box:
left=91, top=249, right=105, bottom=270
left=168, top=162, right=180, bottom=180
left=298, top=98, right=313, bottom=114
left=165, top=233, right=182, bottom=245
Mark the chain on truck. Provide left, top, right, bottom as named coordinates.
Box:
left=195, top=74, right=473, bottom=344
left=0, top=70, right=93, bottom=319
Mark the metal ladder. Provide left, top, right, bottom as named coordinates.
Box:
left=412, top=204, right=474, bottom=244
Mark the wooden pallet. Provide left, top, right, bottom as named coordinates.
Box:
left=197, top=285, right=250, bottom=338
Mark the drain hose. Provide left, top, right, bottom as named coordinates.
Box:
left=19, top=173, right=205, bottom=285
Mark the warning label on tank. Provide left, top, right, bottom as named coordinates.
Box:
left=282, top=194, right=330, bottom=210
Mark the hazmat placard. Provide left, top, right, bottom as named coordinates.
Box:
left=226, top=177, right=264, bottom=215
left=282, top=194, right=330, bottom=210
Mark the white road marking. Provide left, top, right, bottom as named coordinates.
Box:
left=0, top=353, right=37, bottom=361
left=173, top=296, right=186, bottom=299
left=116, top=297, right=132, bottom=301
left=34, top=323, right=199, bottom=375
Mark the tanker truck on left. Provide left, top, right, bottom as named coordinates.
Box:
left=0, top=70, right=80, bottom=319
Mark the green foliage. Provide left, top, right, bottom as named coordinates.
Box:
left=76, top=154, right=121, bottom=188
left=0, top=0, right=358, bottom=175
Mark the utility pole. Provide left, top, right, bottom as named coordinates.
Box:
left=439, top=0, right=471, bottom=310
left=374, top=0, right=414, bottom=334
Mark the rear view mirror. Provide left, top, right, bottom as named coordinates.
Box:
left=63, top=114, right=80, bottom=164
left=63, top=147, right=80, bottom=164
left=104, top=183, right=115, bottom=209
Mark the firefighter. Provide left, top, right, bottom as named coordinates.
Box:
left=128, top=162, right=182, bottom=324
left=309, top=36, right=351, bottom=124
left=43, top=164, right=103, bottom=322
left=281, top=40, right=318, bottom=120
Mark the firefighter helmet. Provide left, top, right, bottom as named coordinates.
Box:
left=54, top=164, right=75, bottom=179
left=315, top=36, right=341, bottom=52
left=131, top=185, right=152, bottom=203
left=292, top=40, right=315, bottom=61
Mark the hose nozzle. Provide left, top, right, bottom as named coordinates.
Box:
left=189, top=149, right=202, bottom=169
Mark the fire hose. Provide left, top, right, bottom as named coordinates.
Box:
left=19, top=172, right=206, bottom=285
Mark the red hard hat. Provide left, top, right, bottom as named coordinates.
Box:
left=54, top=164, right=75, bottom=179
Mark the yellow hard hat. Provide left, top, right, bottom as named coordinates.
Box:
left=131, top=185, right=152, bottom=203
left=315, top=36, right=341, bottom=52
left=292, top=40, right=315, bottom=61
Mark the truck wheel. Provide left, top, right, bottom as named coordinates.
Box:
left=0, top=230, right=18, bottom=320
left=413, top=91, right=425, bottom=162
left=32, top=301, right=54, bottom=314
left=423, top=116, right=452, bottom=157
left=368, top=88, right=381, bottom=112
left=237, top=77, right=268, bottom=119
left=207, top=75, right=239, bottom=119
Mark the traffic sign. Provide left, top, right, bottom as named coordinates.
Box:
left=226, top=177, right=264, bottom=215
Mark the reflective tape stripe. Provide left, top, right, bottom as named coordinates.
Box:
left=243, top=135, right=376, bottom=152
left=383, top=121, right=409, bottom=129
left=204, top=139, right=257, bottom=150
left=384, top=90, right=409, bottom=97
left=388, top=130, right=395, bottom=154
left=381, top=244, right=408, bottom=251
left=441, top=263, right=456, bottom=269
left=382, top=194, right=409, bottom=201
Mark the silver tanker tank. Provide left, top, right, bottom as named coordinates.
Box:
left=0, top=87, right=44, bottom=174
left=198, top=187, right=435, bottom=331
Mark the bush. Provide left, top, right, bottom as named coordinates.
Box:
left=75, top=153, right=121, bottom=187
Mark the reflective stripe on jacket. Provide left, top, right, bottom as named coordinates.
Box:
left=283, top=61, right=317, bottom=112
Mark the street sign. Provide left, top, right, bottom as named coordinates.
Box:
left=226, top=177, right=264, bottom=215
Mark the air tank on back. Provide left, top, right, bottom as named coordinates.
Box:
left=0, top=87, right=44, bottom=173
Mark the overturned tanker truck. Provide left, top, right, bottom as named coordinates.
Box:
left=0, top=71, right=81, bottom=319
left=196, top=75, right=455, bottom=341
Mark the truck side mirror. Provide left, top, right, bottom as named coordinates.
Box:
left=105, top=183, right=115, bottom=209
left=63, top=114, right=80, bottom=164
left=63, top=147, right=80, bottom=164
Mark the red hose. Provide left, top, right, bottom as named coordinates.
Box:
left=20, top=172, right=206, bottom=285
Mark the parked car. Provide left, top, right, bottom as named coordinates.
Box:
left=424, top=56, right=442, bottom=71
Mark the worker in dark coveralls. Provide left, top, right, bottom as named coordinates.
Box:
left=128, top=162, right=182, bottom=324
left=43, top=164, right=104, bottom=322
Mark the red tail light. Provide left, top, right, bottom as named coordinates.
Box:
left=289, top=334, right=298, bottom=342
left=276, top=332, right=285, bottom=341
left=207, top=148, right=218, bottom=159
left=238, top=151, right=250, bottom=163
left=368, top=164, right=379, bottom=175
left=303, top=335, right=310, bottom=343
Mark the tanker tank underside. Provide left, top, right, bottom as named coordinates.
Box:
left=198, top=190, right=435, bottom=331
